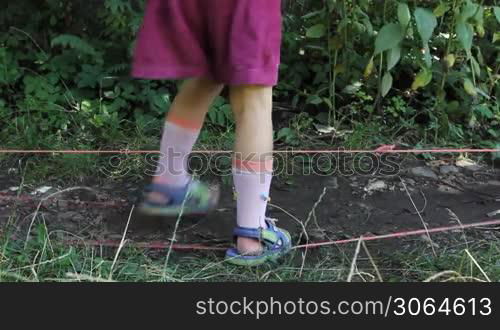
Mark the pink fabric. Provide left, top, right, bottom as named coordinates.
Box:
left=132, top=0, right=282, bottom=86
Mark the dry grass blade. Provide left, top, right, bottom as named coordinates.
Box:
left=0, top=270, right=33, bottom=282
left=464, top=249, right=491, bottom=282
left=298, top=187, right=327, bottom=278
left=162, top=189, right=190, bottom=282
left=24, top=186, right=96, bottom=249
left=399, top=176, right=437, bottom=257
left=446, top=208, right=470, bottom=249
left=347, top=236, right=363, bottom=282
left=441, top=276, right=487, bottom=283
left=268, top=202, right=307, bottom=245
left=108, top=204, right=135, bottom=281
left=361, top=240, right=383, bottom=282
left=66, top=272, right=116, bottom=282
left=424, top=270, right=461, bottom=282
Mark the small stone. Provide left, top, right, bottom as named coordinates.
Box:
left=437, top=185, right=461, bottom=194
left=405, top=178, right=416, bottom=185
left=440, top=165, right=459, bottom=175
left=308, top=228, right=328, bottom=240
left=409, top=167, right=438, bottom=180
left=487, top=209, right=500, bottom=218
left=58, top=211, right=85, bottom=222
left=456, top=159, right=482, bottom=172
left=327, top=177, right=339, bottom=189
left=420, top=235, right=440, bottom=248
left=364, top=180, right=388, bottom=193
left=31, top=186, right=52, bottom=195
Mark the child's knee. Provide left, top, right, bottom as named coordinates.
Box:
left=177, top=78, right=224, bottom=107
left=193, top=78, right=224, bottom=94
left=230, top=85, right=273, bottom=115
left=231, top=84, right=272, bottom=96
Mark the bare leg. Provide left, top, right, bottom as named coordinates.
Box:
left=230, top=85, right=274, bottom=255
left=149, top=78, right=224, bottom=203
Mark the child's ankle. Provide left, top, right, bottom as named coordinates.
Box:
left=237, top=236, right=263, bottom=256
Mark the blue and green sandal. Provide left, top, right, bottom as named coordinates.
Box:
left=225, top=218, right=292, bottom=267
left=138, top=180, right=220, bottom=217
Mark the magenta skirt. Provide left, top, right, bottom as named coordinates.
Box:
left=131, top=0, right=282, bottom=86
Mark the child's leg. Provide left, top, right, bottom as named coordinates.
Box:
left=230, top=85, right=274, bottom=255
left=148, top=78, right=223, bottom=203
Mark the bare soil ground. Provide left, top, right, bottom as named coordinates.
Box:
left=1, top=157, right=499, bottom=258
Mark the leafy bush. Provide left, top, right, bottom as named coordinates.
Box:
left=0, top=0, right=498, bottom=149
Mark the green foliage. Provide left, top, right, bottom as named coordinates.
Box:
left=0, top=0, right=498, bottom=150
left=281, top=0, right=499, bottom=147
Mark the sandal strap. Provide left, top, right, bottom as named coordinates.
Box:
left=143, top=183, right=189, bottom=205
left=233, top=219, right=282, bottom=249
left=233, top=226, right=261, bottom=240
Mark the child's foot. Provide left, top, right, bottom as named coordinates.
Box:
left=236, top=237, right=263, bottom=256
left=139, top=179, right=219, bottom=216
left=225, top=219, right=292, bottom=267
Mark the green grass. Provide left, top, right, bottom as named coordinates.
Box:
left=1, top=224, right=499, bottom=282
left=1, top=115, right=499, bottom=282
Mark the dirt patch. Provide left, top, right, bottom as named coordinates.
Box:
left=1, top=159, right=499, bottom=254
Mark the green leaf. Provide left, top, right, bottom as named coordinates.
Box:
left=374, top=23, right=404, bottom=55
left=444, top=54, right=456, bottom=68
left=387, top=46, right=402, bottom=71
left=342, top=82, right=363, bottom=94
left=301, top=10, right=323, bottom=20
left=208, top=109, right=217, bottom=124
left=381, top=72, right=393, bottom=97
left=364, top=56, right=375, bottom=78
left=397, top=3, right=411, bottom=27
left=474, top=104, right=493, bottom=119
left=490, top=131, right=499, bottom=140
left=357, top=8, right=374, bottom=35
left=433, top=3, right=450, bottom=17
left=471, top=56, right=481, bottom=77
left=423, top=44, right=432, bottom=68
left=306, top=24, right=326, bottom=38
left=414, top=8, right=438, bottom=44
left=362, top=17, right=374, bottom=36
left=494, top=7, right=500, bottom=24
left=473, top=6, right=484, bottom=25
left=493, top=32, right=500, bottom=43
left=322, top=97, right=333, bottom=109
left=456, top=22, right=473, bottom=56
left=494, top=143, right=500, bottom=161
left=51, top=34, right=97, bottom=56
left=411, top=69, right=433, bottom=90
left=216, top=111, right=225, bottom=126
left=463, top=78, right=477, bottom=96
left=306, top=95, right=323, bottom=105
left=460, top=1, right=479, bottom=22
left=277, top=127, right=293, bottom=140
